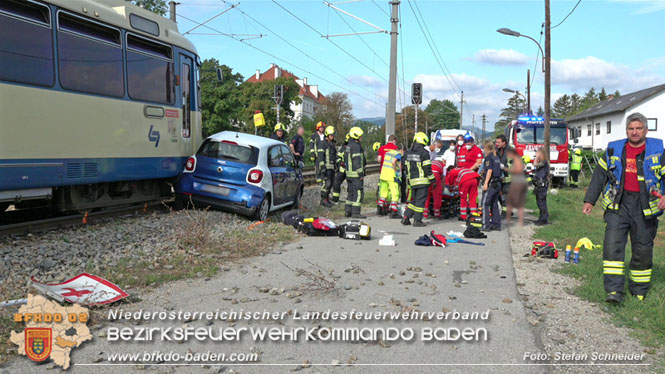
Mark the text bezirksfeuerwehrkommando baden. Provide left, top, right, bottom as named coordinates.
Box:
left=108, top=308, right=490, bottom=322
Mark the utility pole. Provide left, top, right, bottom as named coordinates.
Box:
left=482, top=114, right=487, bottom=143
left=169, top=1, right=177, bottom=22
left=544, top=0, right=551, bottom=161
left=527, top=69, right=531, bottom=114
left=386, top=1, right=400, bottom=141
left=414, top=105, right=418, bottom=133
left=459, top=90, right=465, bottom=129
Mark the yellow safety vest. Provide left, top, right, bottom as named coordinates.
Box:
left=380, top=150, right=400, bottom=181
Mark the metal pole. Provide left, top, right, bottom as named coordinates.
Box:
left=482, top=114, right=486, bottom=143
left=527, top=69, right=531, bottom=114
left=414, top=104, right=418, bottom=133
left=459, top=90, right=464, bottom=129
left=169, top=1, right=177, bottom=22
left=544, top=0, right=551, bottom=161
left=386, top=1, right=400, bottom=142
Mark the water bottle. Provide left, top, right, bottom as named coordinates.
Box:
left=573, top=247, right=580, bottom=264
left=565, top=245, right=572, bottom=263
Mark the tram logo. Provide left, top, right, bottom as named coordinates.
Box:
left=148, top=125, right=160, bottom=147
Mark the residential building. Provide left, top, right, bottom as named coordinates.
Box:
left=246, top=64, right=326, bottom=121
left=567, top=84, right=665, bottom=150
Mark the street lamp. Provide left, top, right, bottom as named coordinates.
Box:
left=502, top=88, right=527, bottom=116
left=497, top=28, right=545, bottom=73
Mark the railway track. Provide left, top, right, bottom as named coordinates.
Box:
left=0, top=164, right=380, bottom=236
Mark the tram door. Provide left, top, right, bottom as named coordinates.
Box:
left=181, top=54, right=194, bottom=155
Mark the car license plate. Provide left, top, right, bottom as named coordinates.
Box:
left=200, top=184, right=230, bottom=196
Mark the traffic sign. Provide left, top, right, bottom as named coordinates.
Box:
left=411, top=83, right=422, bottom=105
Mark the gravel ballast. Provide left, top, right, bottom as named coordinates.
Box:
left=509, top=223, right=662, bottom=373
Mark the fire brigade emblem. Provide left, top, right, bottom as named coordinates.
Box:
left=25, top=328, right=52, bottom=362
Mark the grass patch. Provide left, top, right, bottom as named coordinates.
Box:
left=525, top=180, right=665, bottom=350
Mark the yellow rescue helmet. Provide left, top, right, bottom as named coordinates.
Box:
left=574, top=148, right=582, bottom=155
left=324, top=126, right=335, bottom=136
left=349, top=127, right=364, bottom=139
left=345, top=133, right=350, bottom=141
left=522, top=155, right=531, bottom=163
left=372, top=142, right=381, bottom=152
left=413, top=132, right=429, bottom=146
left=316, top=121, right=326, bottom=131
left=274, top=122, right=285, bottom=132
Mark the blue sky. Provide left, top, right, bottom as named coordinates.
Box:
left=176, top=0, right=665, bottom=127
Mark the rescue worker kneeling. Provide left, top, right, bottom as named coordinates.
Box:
left=344, top=127, right=366, bottom=218
left=378, top=147, right=404, bottom=219
left=402, top=132, right=434, bottom=227
left=319, top=126, right=337, bottom=207
left=446, top=166, right=480, bottom=221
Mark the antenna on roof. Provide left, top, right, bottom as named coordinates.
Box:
left=236, top=132, right=239, bottom=138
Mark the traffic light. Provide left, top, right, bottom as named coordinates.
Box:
left=274, top=85, right=283, bottom=104
left=411, top=83, right=422, bottom=105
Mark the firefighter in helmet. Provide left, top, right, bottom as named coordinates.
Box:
left=401, top=132, right=434, bottom=227
left=270, top=123, right=287, bottom=143
left=309, top=121, right=326, bottom=185
left=331, top=133, right=350, bottom=202
left=344, top=127, right=366, bottom=218
left=569, top=148, right=582, bottom=188
left=319, top=126, right=337, bottom=207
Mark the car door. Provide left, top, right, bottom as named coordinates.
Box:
left=279, top=145, right=297, bottom=201
left=268, top=145, right=285, bottom=205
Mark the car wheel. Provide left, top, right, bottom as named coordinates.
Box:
left=290, top=187, right=303, bottom=209
left=254, top=196, right=270, bottom=221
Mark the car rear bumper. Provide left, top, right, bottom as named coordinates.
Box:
left=175, top=174, right=265, bottom=217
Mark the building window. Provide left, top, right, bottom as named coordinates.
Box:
left=0, top=0, right=54, bottom=86
left=595, top=123, right=600, bottom=135
left=648, top=118, right=657, bottom=131
left=58, top=12, right=124, bottom=97
left=587, top=124, right=592, bottom=136
left=607, top=121, right=611, bottom=134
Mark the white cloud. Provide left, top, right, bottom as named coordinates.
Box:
left=611, top=0, right=665, bottom=14
left=551, top=56, right=664, bottom=93
left=470, top=49, right=529, bottom=66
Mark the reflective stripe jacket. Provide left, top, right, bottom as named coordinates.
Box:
left=309, top=132, right=324, bottom=158
left=584, top=138, right=665, bottom=219
left=570, top=153, right=582, bottom=171
left=344, top=140, right=365, bottom=178
left=336, top=142, right=347, bottom=172
left=380, top=149, right=400, bottom=181
left=320, top=139, right=337, bottom=170
left=405, top=143, right=434, bottom=187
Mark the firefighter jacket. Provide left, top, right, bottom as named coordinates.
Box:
left=405, top=143, right=434, bottom=187
left=570, top=153, right=582, bottom=171
left=309, top=132, right=324, bottom=159
left=584, top=138, right=665, bottom=219
left=344, top=140, right=365, bottom=178
left=336, top=142, right=347, bottom=172
left=380, top=149, right=400, bottom=181
left=320, top=139, right=337, bottom=171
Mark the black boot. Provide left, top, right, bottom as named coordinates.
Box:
left=605, top=292, right=623, bottom=304
left=344, top=205, right=352, bottom=217
left=413, top=220, right=426, bottom=227
left=321, top=197, right=333, bottom=207
left=351, top=213, right=367, bottom=219
left=401, top=217, right=411, bottom=225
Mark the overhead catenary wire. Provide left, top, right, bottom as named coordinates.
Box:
left=176, top=13, right=384, bottom=106
left=221, top=1, right=387, bottom=101
left=272, top=0, right=389, bottom=84
left=552, top=0, right=582, bottom=29
left=530, top=22, right=545, bottom=88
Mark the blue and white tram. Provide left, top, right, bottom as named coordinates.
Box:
left=0, top=0, right=202, bottom=212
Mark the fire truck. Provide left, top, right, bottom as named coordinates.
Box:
left=504, top=116, right=571, bottom=185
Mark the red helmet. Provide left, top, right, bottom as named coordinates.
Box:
left=316, top=121, right=326, bottom=131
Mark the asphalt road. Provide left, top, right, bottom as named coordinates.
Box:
left=7, top=210, right=546, bottom=374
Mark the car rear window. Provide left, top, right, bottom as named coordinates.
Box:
left=197, top=139, right=258, bottom=164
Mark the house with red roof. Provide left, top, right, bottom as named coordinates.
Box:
left=246, top=64, right=327, bottom=121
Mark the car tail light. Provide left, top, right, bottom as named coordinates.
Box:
left=184, top=157, right=196, bottom=173
left=248, top=169, right=263, bottom=184
left=222, top=140, right=238, bottom=145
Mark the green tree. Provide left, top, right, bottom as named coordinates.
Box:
left=536, top=106, right=544, bottom=116
left=494, top=93, right=526, bottom=135
left=199, top=59, right=244, bottom=137
left=599, top=87, right=608, bottom=101
left=614, top=90, right=621, bottom=98
left=395, top=105, right=426, bottom=147
left=578, top=87, right=599, bottom=113
left=570, top=93, right=582, bottom=114
left=354, top=120, right=384, bottom=162
left=131, top=0, right=167, bottom=16
left=314, top=92, right=354, bottom=139
left=238, top=78, right=301, bottom=137
left=552, top=94, right=572, bottom=118
left=425, top=99, right=460, bottom=130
